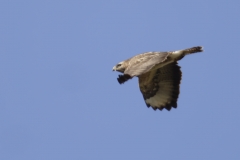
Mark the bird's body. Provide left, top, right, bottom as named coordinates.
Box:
left=112, top=46, right=203, bottom=111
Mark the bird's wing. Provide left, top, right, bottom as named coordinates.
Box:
left=138, top=62, right=182, bottom=111
left=124, top=52, right=170, bottom=77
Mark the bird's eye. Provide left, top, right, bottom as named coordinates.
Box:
left=116, top=64, right=121, bottom=67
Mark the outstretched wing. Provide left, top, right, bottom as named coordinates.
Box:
left=138, top=62, right=182, bottom=111
left=124, top=52, right=170, bottom=77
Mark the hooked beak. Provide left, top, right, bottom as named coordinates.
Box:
left=112, top=66, right=116, bottom=71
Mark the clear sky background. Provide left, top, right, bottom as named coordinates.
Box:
left=1, top=0, right=240, bottom=160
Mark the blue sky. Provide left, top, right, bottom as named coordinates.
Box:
left=1, top=0, right=240, bottom=159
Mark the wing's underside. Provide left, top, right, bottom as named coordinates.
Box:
left=138, top=62, right=182, bottom=111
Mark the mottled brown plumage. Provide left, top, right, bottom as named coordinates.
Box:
left=139, top=63, right=181, bottom=111
left=112, top=46, right=203, bottom=111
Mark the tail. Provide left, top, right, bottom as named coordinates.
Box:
left=171, top=46, right=203, bottom=60
left=183, top=46, right=203, bottom=55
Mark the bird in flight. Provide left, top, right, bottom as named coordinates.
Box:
left=112, top=46, right=203, bottom=111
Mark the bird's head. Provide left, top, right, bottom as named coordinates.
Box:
left=112, top=61, right=126, bottom=73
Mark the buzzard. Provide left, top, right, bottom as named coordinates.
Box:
left=112, top=46, right=203, bottom=111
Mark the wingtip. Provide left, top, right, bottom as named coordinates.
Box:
left=171, top=102, right=178, bottom=108
left=145, top=103, right=150, bottom=108
left=165, top=104, right=172, bottom=111
left=117, top=74, right=131, bottom=84
left=147, top=103, right=178, bottom=111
